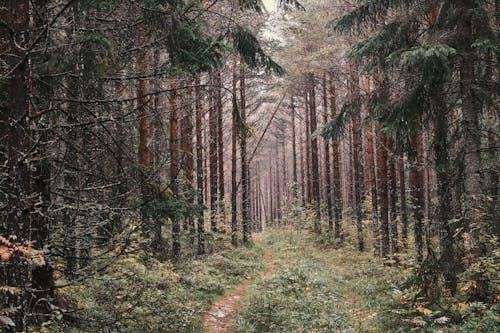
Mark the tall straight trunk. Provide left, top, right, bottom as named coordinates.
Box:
left=432, top=91, right=459, bottom=292
left=349, top=63, right=364, bottom=251
left=208, top=75, right=218, bottom=232
left=328, top=72, right=343, bottom=239
left=231, top=59, right=239, bottom=246
left=410, top=133, right=425, bottom=262
left=137, top=25, right=161, bottom=256
left=170, top=79, right=181, bottom=263
left=291, top=95, right=298, bottom=200
left=0, top=2, right=53, bottom=330
left=305, top=89, right=312, bottom=204
left=195, top=77, right=205, bottom=254
left=308, top=73, right=321, bottom=233
left=299, top=116, right=306, bottom=206
left=322, top=74, right=333, bottom=233
left=215, top=72, right=225, bottom=221
left=377, top=128, right=390, bottom=259
left=281, top=129, right=287, bottom=207
left=240, top=61, right=250, bottom=242
left=367, top=123, right=380, bottom=256
left=387, top=136, right=398, bottom=257
left=181, top=81, right=195, bottom=245
left=269, top=155, right=274, bottom=225
left=275, top=144, right=282, bottom=220
left=398, top=152, right=408, bottom=249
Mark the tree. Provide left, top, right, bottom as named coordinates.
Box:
left=0, top=1, right=54, bottom=330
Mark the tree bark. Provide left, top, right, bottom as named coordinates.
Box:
left=328, top=72, right=343, bottom=239
left=195, top=77, right=205, bottom=254
left=231, top=59, right=239, bottom=246
left=170, top=79, right=181, bottom=263
left=308, top=73, right=321, bottom=233
left=240, top=61, right=250, bottom=242
left=349, top=63, right=364, bottom=251
left=322, top=74, right=334, bottom=233
left=209, top=75, right=218, bottom=232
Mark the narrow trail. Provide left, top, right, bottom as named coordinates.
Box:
left=204, top=237, right=275, bottom=333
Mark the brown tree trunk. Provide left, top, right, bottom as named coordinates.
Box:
left=181, top=81, right=195, bottom=245
left=231, top=59, right=239, bottom=246
left=328, top=72, right=343, bottom=239
left=0, top=2, right=53, bottom=330
left=349, top=63, right=364, bottom=251
left=388, top=136, right=399, bottom=257
left=410, top=133, right=425, bottom=262
left=195, top=77, right=205, bottom=255
left=377, top=128, right=390, bottom=259
left=240, top=61, right=250, bottom=242
left=170, top=79, right=181, bottom=263
left=308, top=73, right=321, bottom=233
left=322, top=74, right=334, bottom=233
left=305, top=88, right=312, bottom=205
left=365, top=77, right=380, bottom=256
left=209, top=75, right=218, bottom=232
left=215, top=72, right=226, bottom=222
left=398, top=152, right=408, bottom=249
left=299, top=113, right=306, bottom=206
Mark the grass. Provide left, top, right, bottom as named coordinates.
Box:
left=233, top=225, right=499, bottom=333
left=232, top=227, right=404, bottom=332
left=43, top=233, right=265, bottom=333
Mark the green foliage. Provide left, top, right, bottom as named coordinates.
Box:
left=45, top=237, right=264, bottom=333
left=232, top=26, right=287, bottom=76
left=167, top=20, right=227, bottom=75
left=142, top=194, right=204, bottom=221
left=328, top=0, right=415, bottom=34
left=319, top=96, right=362, bottom=140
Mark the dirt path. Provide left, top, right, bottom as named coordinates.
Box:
left=203, top=237, right=274, bottom=333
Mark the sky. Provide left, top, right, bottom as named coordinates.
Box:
left=263, top=0, right=275, bottom=12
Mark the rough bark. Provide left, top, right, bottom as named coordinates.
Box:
left=349, top=63, right=364, bottom=251
left=170, top=79, right=181, bottom=263
left=195, top=77, right=205, bottom=255
left=308, top=73, right=321, bottom=233
left=231, top=60, right=239, bottom=246
left=322, top=74, right=334, bottom=233
left=240, top=62, right=250, bottom=242
left=328, top=72, right=343, bottom=239
left=209, top=75, right=218, bottom=232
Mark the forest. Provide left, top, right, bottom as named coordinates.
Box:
left=0, top=0, right=498, bottom=332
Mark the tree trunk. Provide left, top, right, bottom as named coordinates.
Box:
left=231, top=59, right=239, bottom=246
left=322, top=74, right=334, bottom=233
left=388, top=136, right=398, bottom=257
left=209, top=75, right=218, bottom=232
left=377, top=128, right=390, bottom=259
left=0, top=1, right=55, bottom=330
left=328, top=72, right=343, bottom=239
left=308, top=73, right=321, bottom=233
left=215, top=72, right=226, bottom=223
left=410, top=133, right=425, bottom=262
left=181, top=80, right=195, bottom=246
left=367, top=120, right=380, bottom=256
left=240, top=61, right=250, bottom=242
left=170, top=79, right=181, bottom=264
left=349, top=63, right=364, bottom=251
left=195, top=77, right=205, bottom=255
left=398, top=152, right=408, bottom=249
left=291, top=95, right=298, bottom=200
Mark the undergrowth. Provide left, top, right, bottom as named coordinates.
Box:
left=42, top=234, right=264, bottom=333
left=233, top=226, right=499, bottom=333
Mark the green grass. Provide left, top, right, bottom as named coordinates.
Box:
left=233, top=226, right=499, bottom=333
left=43, top=235, right=264, bottom=333
left=233, top=228, right=404, bottom=332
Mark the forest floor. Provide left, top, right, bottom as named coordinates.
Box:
left=204, top=236, right=275, bottom=333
